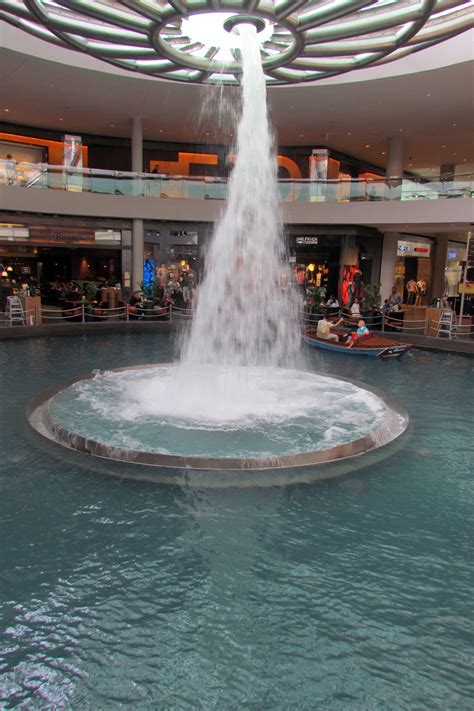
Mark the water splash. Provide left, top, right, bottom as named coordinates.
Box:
left=180, top=24, right=300, bottom=369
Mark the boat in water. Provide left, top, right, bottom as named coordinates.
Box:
left=302, top=327, right=413, bottom=359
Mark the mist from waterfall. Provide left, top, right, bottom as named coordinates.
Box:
left=180, top=24, right=300, bottom=369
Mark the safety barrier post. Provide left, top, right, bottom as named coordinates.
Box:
left=126, top=305, right=129, bottom=321
left=381, top=313, right=385, bottom=332
left=169, top=305, right=172, bottom=322
left=81, top=303, right=85, bottom=323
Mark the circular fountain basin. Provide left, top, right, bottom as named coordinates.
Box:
left=27, top=365, right=408, bottom=479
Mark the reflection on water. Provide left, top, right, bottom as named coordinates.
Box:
left=0, top=334, right=473, bottom=708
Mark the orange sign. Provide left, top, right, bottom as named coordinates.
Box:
left=29, top=227, right=96, bottom=245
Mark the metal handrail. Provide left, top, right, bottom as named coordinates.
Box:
left=1, top=160, right=472, bottom=203
left=2, top=303, right=473, bottom=341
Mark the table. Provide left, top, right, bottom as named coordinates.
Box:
left=20, top=295, right=42, bottom=325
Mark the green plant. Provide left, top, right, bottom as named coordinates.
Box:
left=139, top=278, right=163, bottom=301
left=306, top=285, right=327, bottom=314
left=74, top=280, right=98, bottom=303
left=361, top=282, right=381, bottom=312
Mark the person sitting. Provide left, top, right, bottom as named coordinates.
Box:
left=346, top=319, right=370, bottom=348
left=128, top=290, right=142, bottom=318
left=326, top=295, right=339, bottom=308
left=350, top=298, right=361, bottom=316
left=386, top=286, right=403, bottom=310
left=317, top=315, right=343, bottom=342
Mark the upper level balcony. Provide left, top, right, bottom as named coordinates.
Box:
left=1, top=160, right=472, bottom=229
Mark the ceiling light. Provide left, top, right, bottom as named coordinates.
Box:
left=4, top=108, right=10, bottom=112
left=426, top=93, right=431, bottom=97
left=159, top=129, right=163, bottom=133
left=452, top=123, right=456, bottom=127
left=441, top=145, right=446, bottom=148
left=365, top=144, right=370, bottom=148
left=347, top=132, right=352, bottom=136
left=59, top=118, right=63, bottom=122
left=381, top=151, right=386, bottom=155
left=110, top=124, right=114, bottom=127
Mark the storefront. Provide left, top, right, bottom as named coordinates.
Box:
left=395, top=236, right=433, bottom=305
left=0, top=223, right=122, bottom=288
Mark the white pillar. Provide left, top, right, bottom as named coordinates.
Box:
left=131, top=116, right=143, bottom=173
left=131, top=117, right=144, bottom=291
left=132, top=218, right=144, bottom=292
left=380, top=232, right=399, bottom=301
left=386, top=136, right=404, bottom=178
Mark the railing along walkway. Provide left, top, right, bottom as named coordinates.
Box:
left=1, top=160, right=472, bottom=204
left=2, top=304, right=473, bottom=342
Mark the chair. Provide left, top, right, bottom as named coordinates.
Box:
left=6, top=296, right=26, bottom=326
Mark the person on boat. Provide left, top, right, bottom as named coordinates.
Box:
left=346, top=319, right=370, bottom=348
left=317, top=315, right=343, bottom=342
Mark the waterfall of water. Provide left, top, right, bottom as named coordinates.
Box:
left=180, top=24, right=300, bottom=369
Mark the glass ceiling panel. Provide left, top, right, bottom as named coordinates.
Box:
left=1, top=1, right=471, bottom=84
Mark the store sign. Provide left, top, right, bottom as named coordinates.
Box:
left=29, top=226, right=95, bottom=245
left=296, top=237, right=319, bottom=246
left=397, top=240, right=431, bottom=258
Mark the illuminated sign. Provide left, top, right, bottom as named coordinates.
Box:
left=296, top=237, right=319, bottom=246
left=448, top=249, right=457, bottom=260
left=397, top=240, right=431, bottom=258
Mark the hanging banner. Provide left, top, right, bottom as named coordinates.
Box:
left=308, top=149, right=329, bottom=202
left=63, top=134, right=83, bottom=192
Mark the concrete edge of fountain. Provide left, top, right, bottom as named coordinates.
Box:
left=26, top=364, right=409, bottom=475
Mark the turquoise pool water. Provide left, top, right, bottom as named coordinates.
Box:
left=0, top=333, right=473, bottom=708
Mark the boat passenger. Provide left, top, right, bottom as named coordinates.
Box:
left=317, top=315, right=343, bottom=342
left=346, top=319, right=370, bottom=348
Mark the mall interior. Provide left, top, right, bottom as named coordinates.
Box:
left=1, top=4, right=474, bottom=709
left=0, top=1, right=472, bottom=329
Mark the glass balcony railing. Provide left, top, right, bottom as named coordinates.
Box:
left=1, top=160, right=472, bottom=203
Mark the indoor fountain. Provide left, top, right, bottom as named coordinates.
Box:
left=27, top=16, right=408, bottom=483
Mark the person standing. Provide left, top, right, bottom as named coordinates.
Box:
left=406, top=278, right=417, bottom=305
left=5, top=154, right=16, bottom=185
left=416, top=279, right=426, bottom=306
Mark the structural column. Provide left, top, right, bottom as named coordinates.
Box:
left=380, top=232, right=399, bottom=301
left=131, top=117, right=144, bottom=291
left=132, top=219, right=144, bottom=292
left=431, top=234, right=449, bottom=300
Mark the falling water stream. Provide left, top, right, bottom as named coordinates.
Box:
left=181, top=24, right=300, bottom=369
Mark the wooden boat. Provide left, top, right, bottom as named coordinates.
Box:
left=302, top=327, right=412, bottom=358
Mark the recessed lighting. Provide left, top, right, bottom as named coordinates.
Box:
left=426, top=93, right=431, bottom=97
left=398, top=128, right=403, bottom=132
left=452, top=123, right=457, bottom=127
left=441, top=145, right=446, bottom=148
left=59, top=118, right=63, bottom=122
left=381, top=151, right=386, bottom=155
left=347, top=132, right=352, bottom=136
left=159, top=129, right=163, bottom=133
left=453, top=152, right=457, bottom=156
left=365, top=144, right=370, bottom=148
left=463, top=158, right=468, bottom=162
left=110, top=124, right=114, bottom=128
left=300, top=134, right=304, bottom=138
left=408, top=163, right=412, bottom=167
left=4, top=108, right=10, bottom=112
left=206, top=132, right=210, bottom=136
